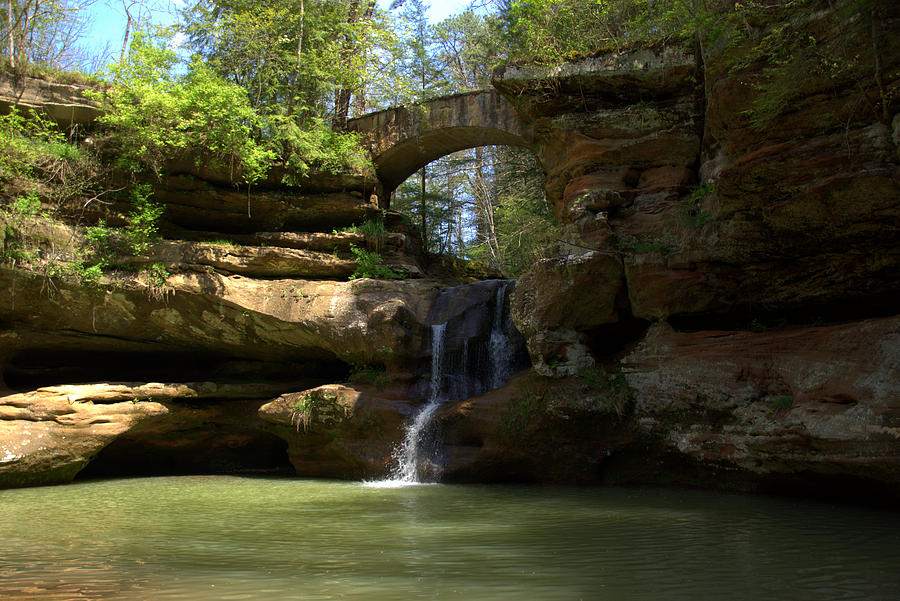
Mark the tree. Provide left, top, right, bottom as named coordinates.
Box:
left=331, top=0, right=377, bottom=129
left=432, top=8, right=502, bottom=92
left=2, top=0, right=95, bottom=70
left=387, top=0, right=450, bottom=251
left=118, top=1, right=155, bottom=63
left=429, top=10, right=507, bottom=264
left=181, top=1, right=394, bottom=124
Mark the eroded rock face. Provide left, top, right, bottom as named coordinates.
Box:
left=511, top=250, right=625, bottom=375
left=488, top=6, right=899, bottom=497
left=0, top=384, right=168, bottom=487
left=497, top=7, right=899, bottom=355
left=0, top=381, right=318, bottom=486
left=433, top=317, right=900, bottom=496
left=0, top=267, right=438, bottom=369
left=0, top=72, right=101, bottom=125
left=123, top=240, right=359, bottom=279
left=150, top=174, right=383, bottom=234
left=622, top=317, right=900, bottom=491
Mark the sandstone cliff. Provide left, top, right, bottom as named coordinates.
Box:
left=458, top=0, right=900, bottom=496
left=1, top=0, right=898, bottom=498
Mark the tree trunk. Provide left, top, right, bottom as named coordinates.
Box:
left=15, top=0, right=31, bottom=68
left=469, top=146, right=500, bottom=266
left=120, top=11, right=132, bottom=62
left=332, top=0, right=376, bottom=129
left=287, top=0, right=304, bottom=118
left=419, top=165, right=427, bottom=253
left=6, top=1, right=14, bottom=68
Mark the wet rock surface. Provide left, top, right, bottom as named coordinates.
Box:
left=434, top=317, right=900, bottom=496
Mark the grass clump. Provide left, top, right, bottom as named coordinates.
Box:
left=291, top=391, right=350, bottom=433
left=680, top=184, right=714, bottom=228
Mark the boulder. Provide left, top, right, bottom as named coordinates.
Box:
left=259, top=384, right=418, bottom=479
left=438, top=371, right=634, bottom=483
left=511, top=250, right=625, bottom=375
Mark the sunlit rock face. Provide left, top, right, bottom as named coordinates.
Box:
left=0, top=384, right=170, bottom=488
left=0, top=72, right=102, bottom=125
left=0, top=137, right=438, bottom=488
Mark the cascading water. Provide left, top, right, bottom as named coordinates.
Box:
left=489, top=280, right=512, bottom=389
left=385, top=280, right=529, bottom=484
left=390, top=323, right=446, bottom=483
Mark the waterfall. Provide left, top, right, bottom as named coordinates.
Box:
left=390, top=324, right=445, bottom=483
left=489, top=280, right=512, bottom=389
left=382, top=280, right=529, bottom=485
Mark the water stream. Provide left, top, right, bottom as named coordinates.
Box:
left=489, top=280, right=513, bottom=389
left=390, top=323, right=447, bottom=483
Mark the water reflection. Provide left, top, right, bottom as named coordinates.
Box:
left=0, top=477, right=898, bottom=600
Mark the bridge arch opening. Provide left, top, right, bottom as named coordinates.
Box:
left=375, top=126, right=534, bottom=196
left=347, top=90, right=554, bottom=275
left=389, top=143, right=549, bottom=272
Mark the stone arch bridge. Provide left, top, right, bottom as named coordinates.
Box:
left=346, top=90, right=534, bottom=198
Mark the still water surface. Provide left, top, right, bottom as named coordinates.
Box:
left=1, top=476, right=898, bottom=600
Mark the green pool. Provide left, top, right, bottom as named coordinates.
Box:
left=1, top=476, right=898, bottom=600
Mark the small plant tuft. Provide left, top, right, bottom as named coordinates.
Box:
left=146, top=262, right=170, bottom=301
left=680, top=184, right=715, bottom=228
left=290, top=391, right=349, bottom=432
left=767, top=394, right=794, bottom=413
left=348, top=245, right=404, bottom=280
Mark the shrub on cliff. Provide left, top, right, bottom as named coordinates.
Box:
left=88, top=30, right=373, bottom=186
left=273, top=116, right=374, bottom=185
left=87, top=32, right=275, bottom=184
left=348, top=245, right=404, bottom=280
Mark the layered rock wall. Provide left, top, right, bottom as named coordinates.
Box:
left=470, top=1, right=900, bottom=495
left=1, top=0, right=897, bottom=497
left=0, top=97, right=439, bottom=486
